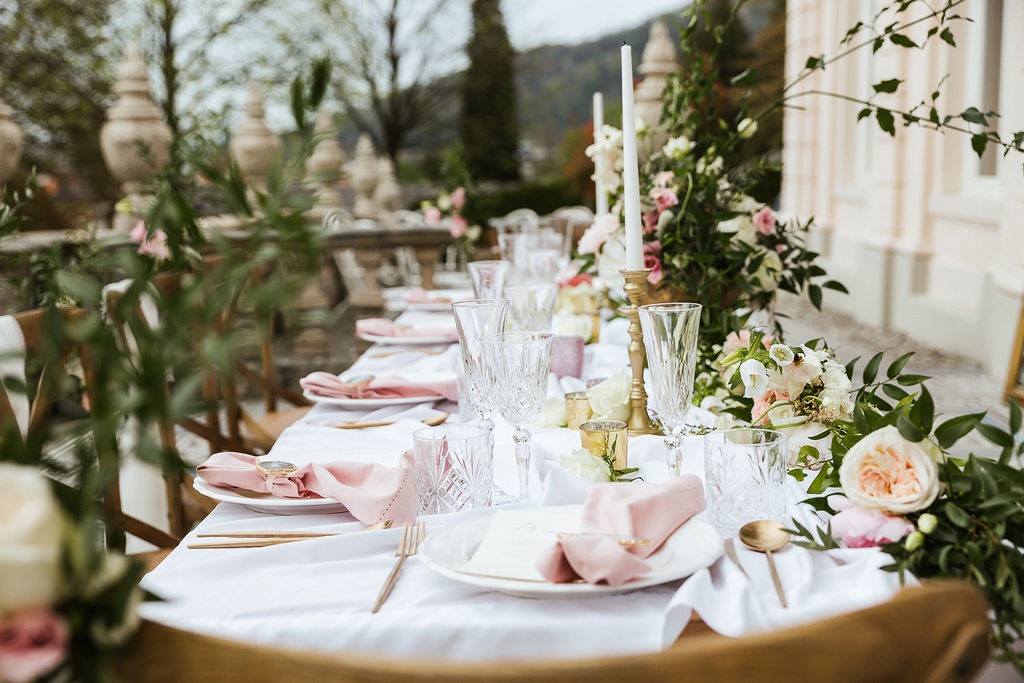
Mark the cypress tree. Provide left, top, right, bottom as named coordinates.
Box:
left=461, top=0, right=520, bottom=181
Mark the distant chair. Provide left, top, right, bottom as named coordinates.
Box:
left=552, top=206, right=595, bottom=251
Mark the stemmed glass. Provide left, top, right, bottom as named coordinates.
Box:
left=638, top=302, right=702, bottom=476
left=482, top=331, right=553, bottom=501
left=452, top=299, right=509, bottom=452
left=467, top=261, right=509, bottom=299
left=505, top=284, right=557, bottom=331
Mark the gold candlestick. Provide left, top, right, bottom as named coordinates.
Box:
left=619, top=269, right=654, bottom=435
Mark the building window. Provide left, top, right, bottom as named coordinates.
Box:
left=968, top=0, right=1003, bottom=179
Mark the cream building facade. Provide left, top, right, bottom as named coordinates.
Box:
left=781, top=0, right=1023, bottom=381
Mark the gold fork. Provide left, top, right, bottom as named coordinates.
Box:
left=371, top=521, right=425, bottom=613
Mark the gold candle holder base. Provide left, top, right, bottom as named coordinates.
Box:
left=619, top=268, right=654, bottom=435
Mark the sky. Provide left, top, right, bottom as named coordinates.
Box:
left=505, top=0, right=687, bottom=49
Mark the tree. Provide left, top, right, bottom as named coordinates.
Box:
left=461, top=0, right=519, bottom=181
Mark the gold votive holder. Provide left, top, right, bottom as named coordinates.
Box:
left=585, top=310, right=601, bottom=343
left=580, top=420, right=628, bottom=469
left=565, top=391, right=593, bottom=430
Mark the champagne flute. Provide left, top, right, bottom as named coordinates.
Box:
left=638, top=302, right=702, bottom=476
left=467, top=261, right=509, bottom=299
left=482, top=331, right=553, bottom=501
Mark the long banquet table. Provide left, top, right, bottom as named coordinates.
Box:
left=139, top=307, right=909, bottom=661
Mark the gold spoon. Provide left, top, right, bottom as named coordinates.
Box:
left=739, top=520, right=790, bottom=608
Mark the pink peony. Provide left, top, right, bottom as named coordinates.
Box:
left=651, top=186, right=679, bottom=212
left=449, top=214, right=468, bottom=239
left=723, top=329, right=774, bottom=353
left=654, top=170, right=675, bottom=188
left=451, top=187, right=466, bottom=210
left=752, top=389, right=790, bottom=426
left=577, top=214, right=619, bottom=255
left=643, top=241, right=663, bottom=285
left=643, top=211, right=659, bottom=234
left=423, top=206, right=442, bottom=226
left=137, top=228, right=169, bottom=261
left=829, top=498, right=914, bottom=548
left=0, top=609, right=69, bottom=682
left=753, top=206, right=775, bottom=235
left=129, top=220, right=147, bottom=243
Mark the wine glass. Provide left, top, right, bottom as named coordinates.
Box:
left=505, top=284, right=557, bottom=331
left=482, top=331, right=553, bottom=501
left=467, top=261, right=509, bottom=299
left=452, top=299, right=509, bottom=459
left=638, top=302, right=702, bottom=476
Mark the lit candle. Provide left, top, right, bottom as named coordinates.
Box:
left=620, top=44, right=643, bottom=271
left=592, top=92, right=608, bottom=215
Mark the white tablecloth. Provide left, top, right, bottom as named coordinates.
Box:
left=139, top=311, right=908, bottom=661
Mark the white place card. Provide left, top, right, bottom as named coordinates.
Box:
left=460, top=507, right=582, bottom=582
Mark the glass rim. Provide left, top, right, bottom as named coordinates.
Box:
left=704, top=427, right=785, bottom=445
left=451, top=298, right=509, bottom=308
left=637, top=302, right=703, bottom=312
left=413, top=423, right=488, bottom=442
left=579, top=420, right=628, bottom=432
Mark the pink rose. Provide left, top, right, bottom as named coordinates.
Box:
left=451, top=187, right=466, bottom=210
left=643, top=211, right=659, bottom=234
left=0, top=609, right=69, bottom=682
left=643, top=241, right=663, bottom=285
left=137, top=229, right=169, bottom=261
left=577, top=214, right=619, bottom=255
left=753, top=206, right=775, bottom=235
left=723, top=329, right=774, bottom=353
left=651, top=186, right=679, bottom=212
left=654, top=170, right=675, bottom=188
left=129, top=220, right=146, bottom=243
left=829, top=497, right=914, bottom=548
left=775, top=244, right=785, bottom=254
left=423, top=206, right=441, bottom=225
left=752, top=389, right=790, bottom=425
left=449, top=214, right=468, bottom=239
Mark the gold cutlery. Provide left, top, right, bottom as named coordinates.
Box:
left=330, top=412, right=448, bottom=430
left=370, top=349, right=447, bottom=359
left=723, top=538, right=751, bottom=581
left=372, top=521, right=425, bottom=613
left=739, top=520, right=790, bottom=608
left=188, top=520, right=394, bottom=548
left=555, top=532, right=650, bottom=547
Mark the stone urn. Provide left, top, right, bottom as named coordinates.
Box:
left=100, top=43, right=172, bottom=230
left=305, top=110, right=344, bottom=210
left=635, top=21, right=677, bottom=157
left=0, top=95, right=23, bottom=185
left=230, top=82, right=280, bottom=192
left=374, top=157, right=401, bottom=217
left=351, top=133, right=378, bottom=219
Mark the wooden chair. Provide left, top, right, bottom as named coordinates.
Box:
left=0, top=308, right=181, bottom=551
left=117, top=581, right=990, bottom=683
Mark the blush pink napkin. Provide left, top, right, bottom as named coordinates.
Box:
left=401, top=288, right=451, bottom=304
left=299, top=372, right=458, bottom=402
left=356, top=318, right=458, bottom=341
left=196, top=452, right=418, bottom=525
left=535, top=475, right=707, bottom=586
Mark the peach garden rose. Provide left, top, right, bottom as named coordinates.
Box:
left=838, top=426, right=941, bottom=514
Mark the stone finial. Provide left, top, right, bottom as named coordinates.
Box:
left=305, top=110, right=344, bottom=209
left=635, top=20, right=678, bottom=145
left=0, top=94, right=23, bottom=185
left=100, top=42, right=173, bottom=230
left=373, top=156, right=401, bottom=217
left=351, top=133, right=378, bottom=219
left=229, top=82, right=280, bottom=190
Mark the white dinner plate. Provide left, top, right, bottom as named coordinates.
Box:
left=301, top=390, right=436, bottom=409
left=419, top=508, right=723, bottom=598
left=192, top=477, right=348, bottom=515
left=358, top=333, right=456, bottom=346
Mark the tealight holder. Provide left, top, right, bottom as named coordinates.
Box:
left=565, top=391, right=593, bottom=430
left=619, top=268, right=654, bottom=435
left=580, top=420, right=628, bottom=469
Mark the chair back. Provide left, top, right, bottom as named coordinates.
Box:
left=117, top=581, right=990, bottom=683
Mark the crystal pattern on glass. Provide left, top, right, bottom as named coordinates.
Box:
left=704, top=428, right=787, bottom=534
left=638, top=302, right=702, bottom=476
left=413, top=424, right=492, bottom=514
left=506, top=284, right=557, bottom=332
left=468, top=260, right=509, bottom=299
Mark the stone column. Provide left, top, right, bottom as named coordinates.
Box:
left=0, top=90, right=23, bottom=185
left=230, top=82, right=280, bottom=194
left=351, top=133, right=378, bottom=219
left=373, top=156, right=401, bottom=217
left=635, top=20, right=677, bottom=156
left=100, top=43, right=172, bottom=231
left=305, top=110, right=345, bottom=212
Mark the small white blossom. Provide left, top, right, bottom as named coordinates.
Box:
left=738, top=117, right=758, bottom=139
left=739, top=358, right=768, bottom=398
left=769, top=344, right=795, bottom=366
left=663, top=135, right=693, bottom=160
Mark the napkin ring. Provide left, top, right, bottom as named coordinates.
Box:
left=256, top=460, right=298, bottom=476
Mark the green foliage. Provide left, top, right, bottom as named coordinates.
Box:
left=462, top=0, right=520, bottom=181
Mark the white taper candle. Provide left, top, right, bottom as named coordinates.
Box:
left=592, top=92, right=608, bottom=215
left=620, top=44, right=643, bottom=270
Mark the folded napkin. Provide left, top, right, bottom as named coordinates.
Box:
left=196, top=452, right=418, bottom=524
left=356, top=318, right=458, bottom=341
left=300, top=372, right=458, bottom=402
left=401, top=288, right=450, bottom=304
left=535, top=476, right=706, bottom=586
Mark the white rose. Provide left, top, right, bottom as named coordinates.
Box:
left=552, top=312, right=593, bottom=341
left=560, top=448, right=611, bottom=482
left=696, top=155, right=724, bottom=174
left=839, top=426, right=941, bottom=514
left=596, top=232, right=626, bottom=297
left=769, top=344, right=794, bottom=366
left=822, top=361, right=851, bottom=390
left=738, top=117, right=758, bottom=139
left=820, top=387, right=854, bottom=419
left=0, top=464, right=64, bottom=614
left=719, top=215, right=757, bottom=246
left=739, top=359, right=768, bottom=398
left=533, top=396, right=567, bottom=429
left=730, top=194, right=762, bottom=213
left=663, top=135, right=693, bottom=159
left=780, top=421, right=832, bottom=467
left=587, top=367, right=632, bottom=422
